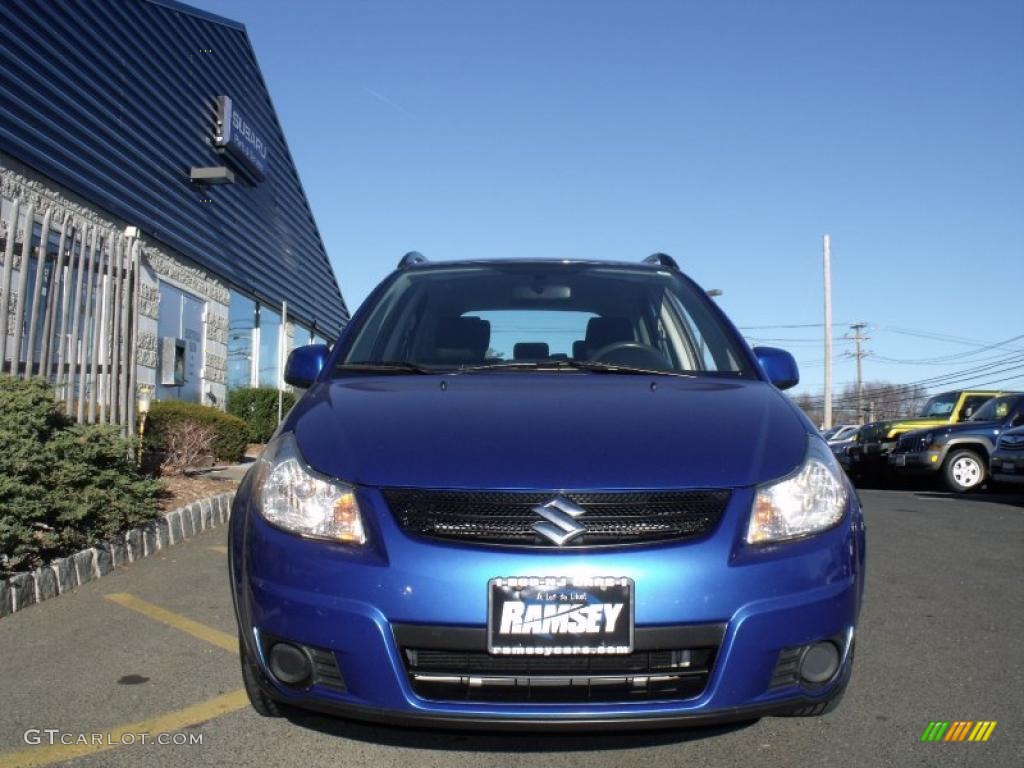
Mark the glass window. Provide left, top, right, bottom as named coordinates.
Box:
left=338, top=263, right=755, bottom=376
left=293, top=324, right=313, bottom=347
left=969, top=395, right=1016, bottom=423
left=258, top=304, right=281, bottom=388
left=469, top=310, right=596, bottom=360
left=959, top=394, right=995, bottom=422
left=918, top=392, right=957, bottom=418
left=228, top=291, right=256, bottom=390
left=156, top=282, right=204, bottom=402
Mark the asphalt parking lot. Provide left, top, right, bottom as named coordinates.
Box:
left=0, top=488, right=1021, bottom=768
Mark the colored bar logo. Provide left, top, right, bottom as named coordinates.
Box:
left=921, top=721, right=997, bottom=742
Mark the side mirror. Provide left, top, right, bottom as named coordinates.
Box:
left=753, top=346, right=799, bottom=390
left=284, top=344, right=329, bottom=388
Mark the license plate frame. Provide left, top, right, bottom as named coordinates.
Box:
left=487, top=576, right=634, bottom=656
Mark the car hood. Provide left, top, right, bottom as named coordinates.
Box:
left=907, top=419, right=1003, bottom=441
left=289, top=374, right=808, bottom=490
left=887, top=417, right=954, bottom=436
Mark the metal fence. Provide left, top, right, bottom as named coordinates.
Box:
left=0, top=198, right=139, bottom=434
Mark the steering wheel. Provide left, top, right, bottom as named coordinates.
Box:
left=589, top=341, right=669, bottom=369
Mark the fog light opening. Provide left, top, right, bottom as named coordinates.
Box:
left=799, top=641, right=840, bottom=685
left=268, top=642, right=313, bottom=686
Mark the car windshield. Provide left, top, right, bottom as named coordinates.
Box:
left=337, top=263, right=755, bottom=377
left=969, top=395, right=1017, bottom=422
left=918, top=392, right=958, bottom=418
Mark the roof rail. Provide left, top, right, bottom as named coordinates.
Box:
left=398, top=251, right=428, bottom=269
left=643, top=252, right=679, bottom=270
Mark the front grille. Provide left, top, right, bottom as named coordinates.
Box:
left=895, top=434, right=920, bottom=453
left=998, top=435, right=1024, bottom=452
left=859, top=423, right=889, bottom=444
left=395, top=623, right=722, bottom=704
left=383, top=489, right=729, bottom=547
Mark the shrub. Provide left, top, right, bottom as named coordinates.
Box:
left=226, top=387, right=296, bottom=443
left=144, top=400, right=248, bottom=464
left=159, top=420, right=219, bottom=475
left=0, top=376, right=162, bottom=573
left=46, top=424, right=164, bottom=554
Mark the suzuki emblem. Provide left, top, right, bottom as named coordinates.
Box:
left=531, top=496, right=587, bottom=546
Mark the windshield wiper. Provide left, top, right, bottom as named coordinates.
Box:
left=456, top=360, right=580, bottom=373
left=571, top=361, right=696, bottom=378
left=335, top=361, right=435, bottom=375
left=455, top=360, right=694, bottom=377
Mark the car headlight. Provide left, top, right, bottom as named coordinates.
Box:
left=254, top=433, right=366, bottom=544
left=919, top=433, right=934, bottom=451
left=747, top=435, right=849, bottom=545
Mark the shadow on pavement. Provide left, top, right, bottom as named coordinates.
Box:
left=911, top=490, right=1024, bottom=508
left=281, top=710, right=758, bottom=751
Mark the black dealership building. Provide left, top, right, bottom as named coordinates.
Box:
left=0, top=0, right=347, bottom=420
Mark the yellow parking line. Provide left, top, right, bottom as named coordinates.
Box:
left=0, top=689, right=248, bottom=768
left=104, top=593, right=237, bottom=654
left=208, top=546, right=228, bottom=555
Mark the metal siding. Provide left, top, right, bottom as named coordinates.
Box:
left=0, top=0, right=348, bottom=337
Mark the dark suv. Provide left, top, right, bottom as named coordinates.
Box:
left=990, top=426, right=1024, bottom=486
left=889, top=394, right=1024, bottom=492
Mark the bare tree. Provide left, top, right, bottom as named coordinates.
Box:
left=159, top=420, right=217, bottom=475
left=793, top=392, right=823, bottom=428
left=791, top=381, right=929, bottom=427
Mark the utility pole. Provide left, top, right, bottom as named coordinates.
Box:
left=823, top=235, right=833, bottom=430
left=849, top=322, right=869, bottom=424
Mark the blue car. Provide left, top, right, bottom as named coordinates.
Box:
left=229, top=253, right=865, bottom=730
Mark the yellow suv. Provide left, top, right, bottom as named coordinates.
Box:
left=850, top=390, right=1006, bottom=480
left=883, top=390, right=1007, bottom=442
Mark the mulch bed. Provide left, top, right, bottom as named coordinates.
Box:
left=157, top=473, right=239, bottom=512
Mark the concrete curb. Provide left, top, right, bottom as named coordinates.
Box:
left=0, top=491, right=235, bottom=619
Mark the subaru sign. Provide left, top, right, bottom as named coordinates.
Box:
left=214, top=95, right=268, bottom=182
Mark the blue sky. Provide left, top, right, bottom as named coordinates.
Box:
left=195, top=0, right=1024, bottom=398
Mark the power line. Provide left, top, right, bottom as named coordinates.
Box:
left=868, top=333, right=1024, bottom=364
left=745, top=336, right=852, bottom=343
left=797, top=354, right=1024, bottom=407
left=738, top=322, right=851, bottom=330
left=880, top=326, right=1024, bottom=352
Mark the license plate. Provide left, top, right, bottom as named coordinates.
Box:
left=892, top=455, right=906, bottom=466
left=487, top=576, right=634, bottom=655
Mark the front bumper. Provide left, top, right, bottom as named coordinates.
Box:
left=889, top=450, right=942, bottom=473
left=229, top=483, right=865, bottom=727
left=991, top=453, right=1024, bottom=484
left=843, top=442, right=894, bottom=477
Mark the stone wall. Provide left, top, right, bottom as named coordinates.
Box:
left=2, top=151, right=232, bottom=409
left=0, top=493, right=235, bottom=618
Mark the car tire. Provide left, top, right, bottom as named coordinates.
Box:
left=942, top=449, right=986, bottom=493
left=240, top=636, right=285, bottom=717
